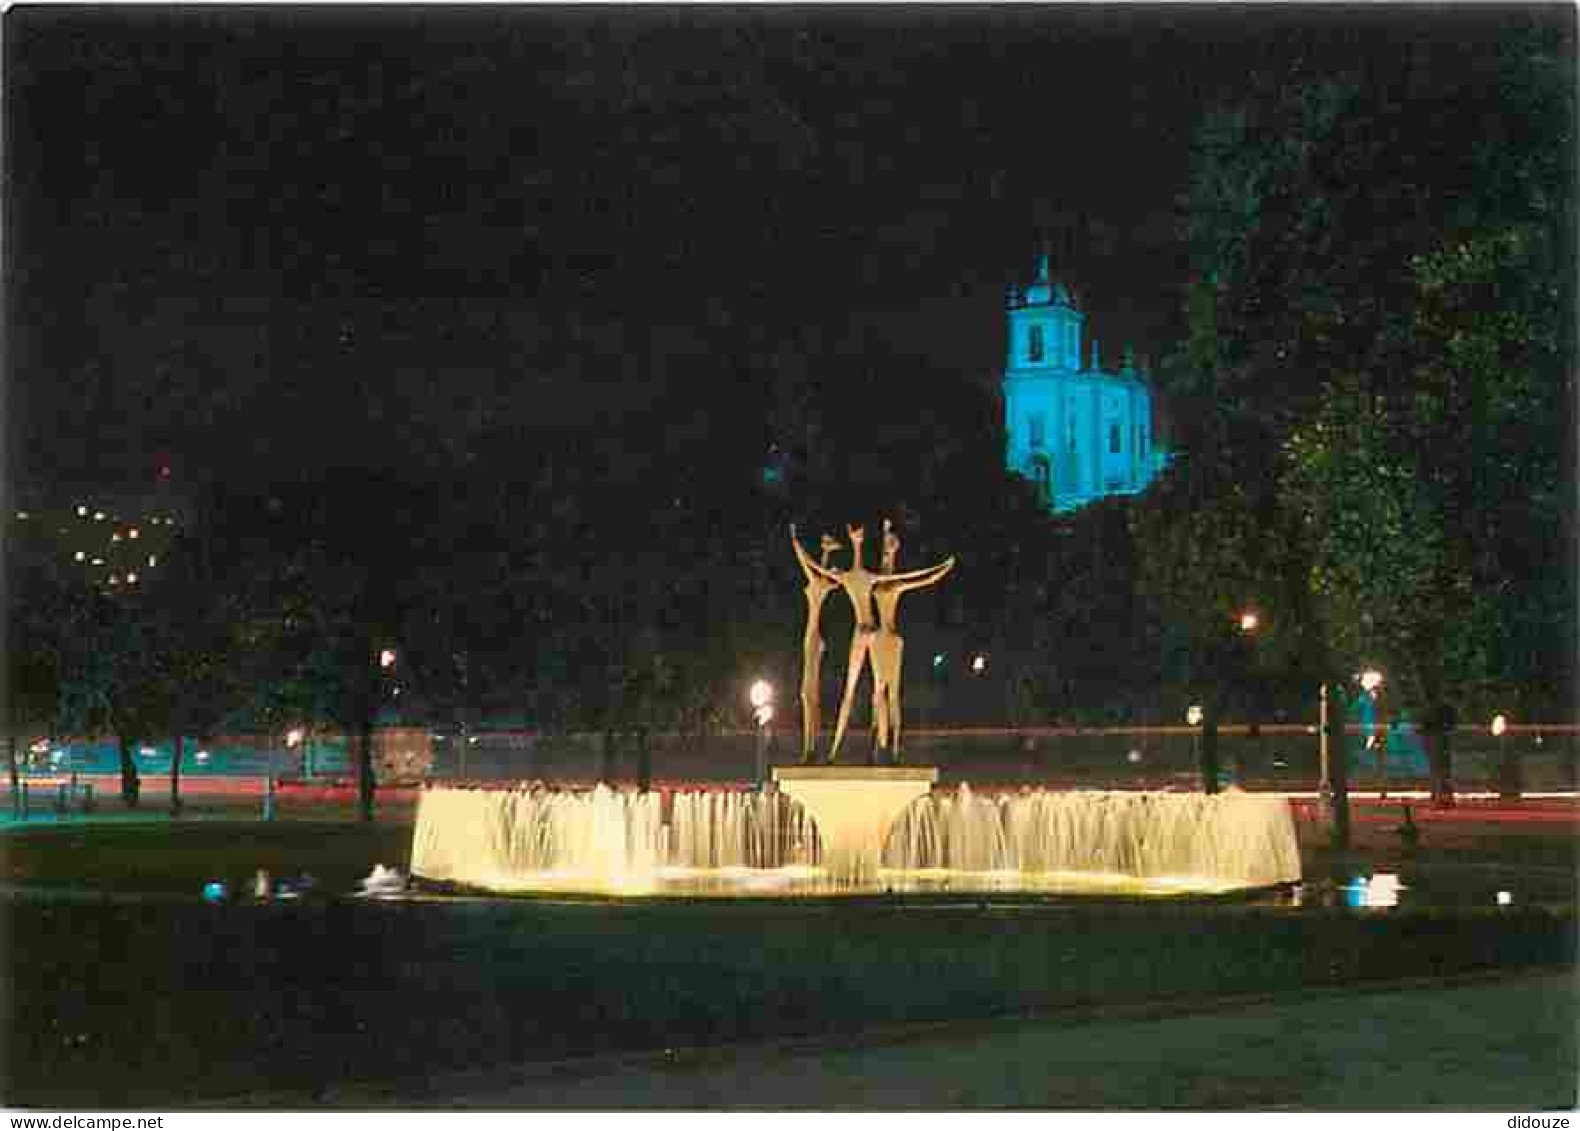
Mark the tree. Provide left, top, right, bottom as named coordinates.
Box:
left=1158, top=21, right=1575, bottom=809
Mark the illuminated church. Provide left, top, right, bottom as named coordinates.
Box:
left=1002, top=255, right=1164, bottom=513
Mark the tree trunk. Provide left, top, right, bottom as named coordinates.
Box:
left=599, top=729, right=616, bottom=785
left=636, top=727, right=652, bottom=793
left=8, top=730, right=21, bottom=817
left=1425, top=703, right=1456, bottom=807
left=117, top=734, right=141, bottom=808
left=357, top=719, right=376, bottom=822
left=169, top=733, right=185, bottom=816
left=1326, top=683, right=1350, bottom=852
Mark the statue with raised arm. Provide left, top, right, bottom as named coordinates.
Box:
left=789, top=525, right=845, bottom=764
left=796, top=521, right=955, bottom=764
left=870, top=518, right=954, bottom=762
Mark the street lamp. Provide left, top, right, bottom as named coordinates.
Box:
left=1493, top=713, right=1519, bottom=800
left=1186, top=704, right=1204, bottom=787
left=287, top=726, right=309, bottom=780
left=750, top=680, right=775, bottom=788
left=1357, top=670, right=1386, bottom=796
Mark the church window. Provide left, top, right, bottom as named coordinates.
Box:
left=1029, top=412, right=1045, bottom=448
left=1028, top=325, right=1044, bottom=363
left=1109, top=423, right=1121, bottom=454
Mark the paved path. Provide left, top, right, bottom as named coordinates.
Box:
left=326, top=970, right=1575, bottom=1110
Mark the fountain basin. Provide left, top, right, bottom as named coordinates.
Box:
left=410, top=783, right=1301, bottom=897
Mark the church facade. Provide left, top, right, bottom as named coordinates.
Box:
left=1002, top=256, right=1164, bottom=513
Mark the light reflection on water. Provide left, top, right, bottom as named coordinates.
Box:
left=414, top=865, right=1254, bottom=899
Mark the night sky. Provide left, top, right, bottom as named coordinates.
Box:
left=4, top=4, right=1545, bottom=496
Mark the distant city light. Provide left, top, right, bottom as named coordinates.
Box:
left=1491, top=713, right=1508, bottom=737
left=15, top=511, right=28, bottom=520
left=139, top=746, right=157, bottom=758
left=74, top=551, right=85, bottom=562
left=126, top=572, right=138, bottom=584
left=91, top=557, right=105, bottom=566
left=111, top=532, right=122, bottom=542
left=379, top=648, right=398, bottom=669
left=1496, top=890, right=1513, bottom=906
left=286, top=728, right=305, bottom=748
left=93, top=511, right=105, bottom=521
left=971, top=653, right=988, bottom=674
left=933, top=652, right=946, bottom=669
left=754, top=704, right=775, bottom=726
left=1127, top=749, right=1143, bottom=764
left=108, top=575, right=120, bottom=585
left=148, top=555, right=157, bottom=567
left=1359, top=670, right=1384, bottom=694
left=1186, top=705, right=1204, bottom=726
left=129, top=528, right=140, bottom=539
left=195, top=749, right=211, bottom=764
left=1239, top=610, right=1259, bottom=632
left=76, top=505, right=88, bottom=517
left=749, top=679, right=773, bottom=709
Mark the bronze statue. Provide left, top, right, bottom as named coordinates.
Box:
left=791, top=521, right=954, bottom=764
left=789, top=525, right=844, bottom=764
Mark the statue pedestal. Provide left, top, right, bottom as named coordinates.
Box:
left=772, top=765, right=938, bottom=882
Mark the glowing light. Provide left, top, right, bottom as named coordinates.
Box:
left=76, top=505, right=88, bottom=517
left=28, top=739, right=49, bottom=754
left=1186, top=705, right=1204, bottom=726
left=933, top=652, right=946, bottom=668
left=74, top=551, right=85, bottom=562
left=379, top=648, right=397, bottom=669
left=286, top=728, right=305, bottom=748
left=748, top=679, right=773, bottom=709
left=1127, top=749, right=1142, bottom=764
left=1346, top=872, right=1403, bottom=908
left=148, top=555, right=157, bottom=567
left=971, top=653, right=988, bottom=674
left=139, top=746, right=157, bottom=758
left=1496, top=890, right=1513, bottom=906
left=126, top=572, right=138, bottom=584
left=111, top=532, right=122, bottom=542
left=91, top=557, right=105, bottom=566
left=754, top=704, right=775, bottom=726
left=129, top=528, right=139, bottom=539
left=1238, top=610, right=1259, bottom=632
left=195, top=749, right=211, bottom=763
left=93, top=511, right=105, bottom=521
left=1358, top=670, right=1384, bottom=693
left=15, top=511, right=28, bottom=520
left=108, top=575, right=120, bottom=585
left=1491, top=714, right=1508, bottom=737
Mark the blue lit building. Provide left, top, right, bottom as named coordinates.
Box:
left=1002, top=255, right=1164, bottom=512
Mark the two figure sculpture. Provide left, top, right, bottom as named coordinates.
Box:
left=790, top=520, right=955, bottom=764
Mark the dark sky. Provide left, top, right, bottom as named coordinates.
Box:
left=5, top=4, right=1552, bottom=494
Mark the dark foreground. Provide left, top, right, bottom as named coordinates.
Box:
left=1, top=813, right=1575, bottom=1109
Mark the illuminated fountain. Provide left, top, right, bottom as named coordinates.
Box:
left=410, top=782, right=1300, bottom=896
left=410, top=521, right=1301, bottom=897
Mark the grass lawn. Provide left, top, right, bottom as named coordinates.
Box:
left=1, top=817, right=1574, bottom=1108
